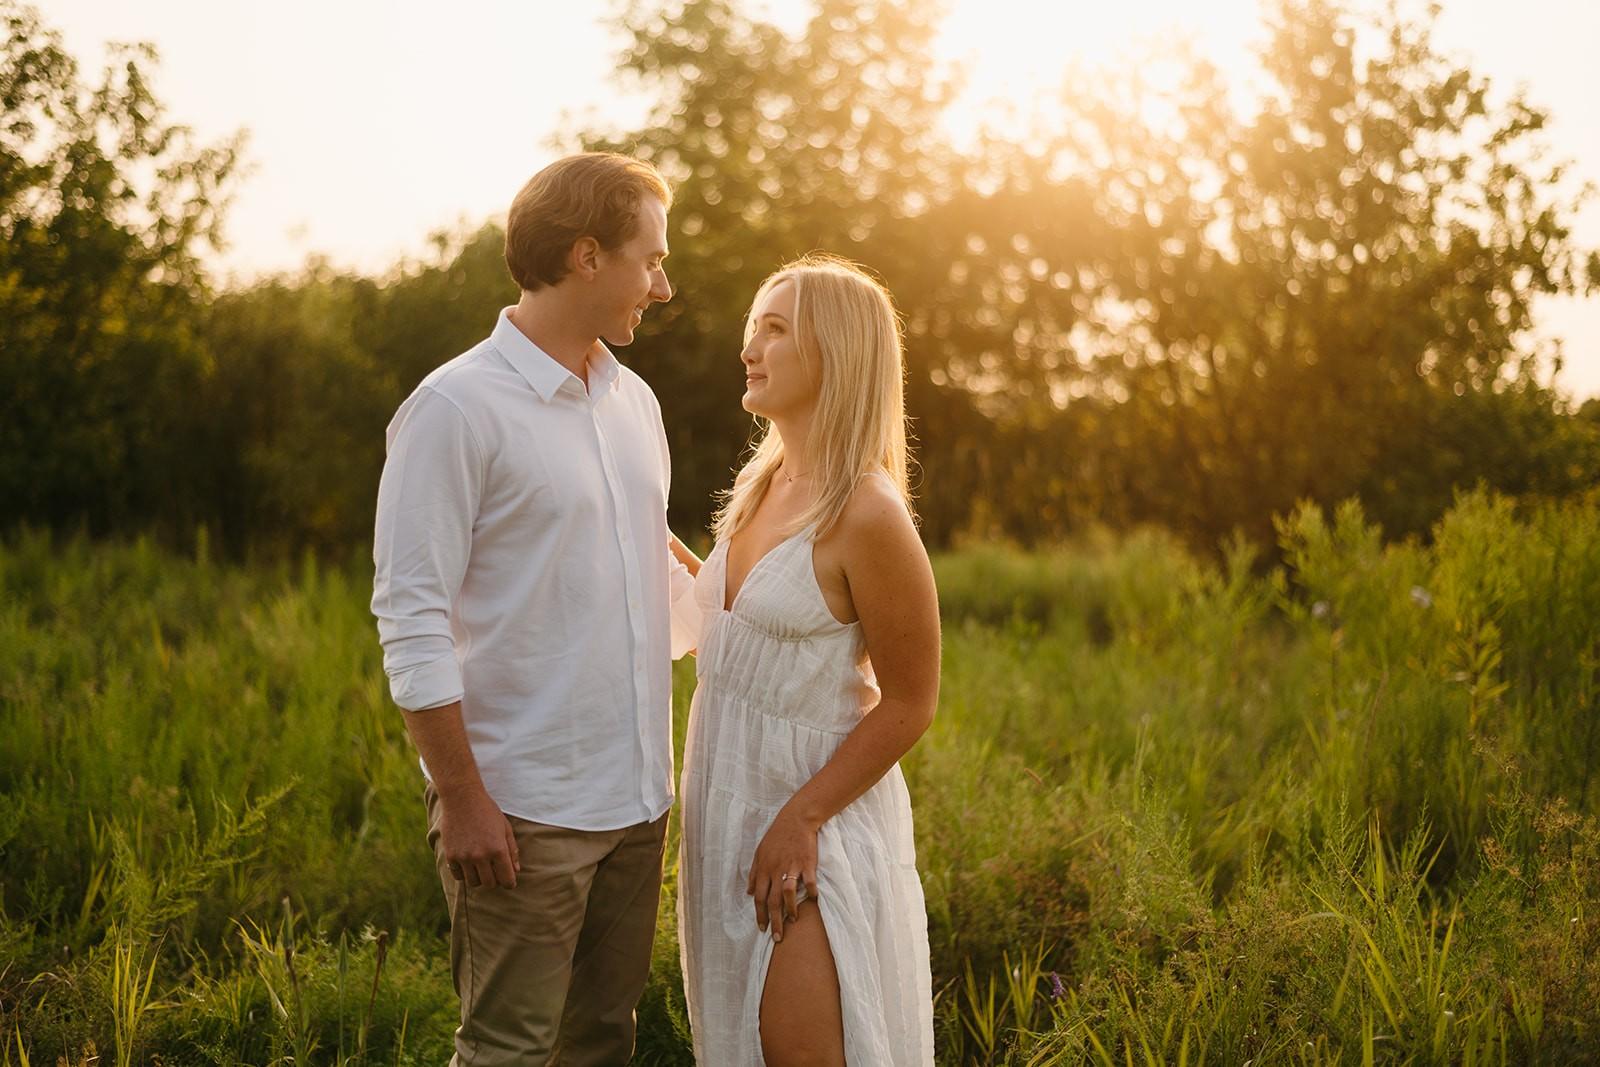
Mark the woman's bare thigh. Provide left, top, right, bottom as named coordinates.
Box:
left=758, top=899, right=845, bottom=1066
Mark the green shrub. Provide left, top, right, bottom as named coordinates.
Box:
left=4, top=489, right=1599, bottom=1062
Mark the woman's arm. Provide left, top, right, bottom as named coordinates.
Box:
left=747, top=478, right=941, bottom=940
left=670, top=531, right=703, bottom=577
left=667, top=531, right=704, bottom=657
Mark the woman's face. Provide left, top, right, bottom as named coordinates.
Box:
left=740, top=279, right=820, bottom=420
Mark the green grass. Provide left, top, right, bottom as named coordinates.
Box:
left=3, top=488, right=1599, bottom=1063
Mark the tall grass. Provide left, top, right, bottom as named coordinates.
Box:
left=2, top=488, right=1598, bottom=1063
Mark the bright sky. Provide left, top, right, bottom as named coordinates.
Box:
left=47, top=0, right=1600, bottom=399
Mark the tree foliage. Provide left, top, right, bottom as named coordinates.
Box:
left=0, top=0, right=1595, bottom=555
left=0, top=1, right=241, bottom=536
left=595, top=0, right=1599, bottom=545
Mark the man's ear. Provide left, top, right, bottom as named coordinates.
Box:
left=569, top=236, right=602, bottom=281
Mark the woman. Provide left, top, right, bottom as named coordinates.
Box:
left=674, top=254, right=940, bottom=1066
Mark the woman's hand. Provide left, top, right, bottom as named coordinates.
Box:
left=746, top=807, right=819, bottom=942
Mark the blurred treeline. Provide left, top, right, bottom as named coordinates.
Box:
left=3, top=0, right=1598, bottom=557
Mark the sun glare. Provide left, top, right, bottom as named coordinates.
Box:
left=935, top=0, right=1266, bottom=143
left=752, top=0, right=1267, bottom=142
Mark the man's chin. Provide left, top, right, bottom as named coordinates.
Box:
left=600, top=325, right=636, bottom=347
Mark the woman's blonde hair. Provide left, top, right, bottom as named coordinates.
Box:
left=711, top=253, right=912, bottom=541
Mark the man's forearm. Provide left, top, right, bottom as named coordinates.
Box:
left=401, top=701, right=489, bottom=800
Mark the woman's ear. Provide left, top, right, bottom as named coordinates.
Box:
left=569, top=236, right=602, bottom=280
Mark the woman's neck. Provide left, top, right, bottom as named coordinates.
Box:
left=770, top=413, right=815, bottom=482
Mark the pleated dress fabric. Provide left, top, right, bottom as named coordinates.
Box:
left=677, top=523, right=934, bottom=1065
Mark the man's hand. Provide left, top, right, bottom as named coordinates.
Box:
left=437, top=785, right=521, bottom=889
left=399, top=700, right=520, bottom=889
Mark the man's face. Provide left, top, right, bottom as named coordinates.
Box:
left=592, top=196, right=672, bottom=346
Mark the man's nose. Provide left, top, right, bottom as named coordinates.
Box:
left=652, top=271, right=673, bottom=303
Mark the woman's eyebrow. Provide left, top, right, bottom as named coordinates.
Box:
left=758, top=312, right=791, bottom=324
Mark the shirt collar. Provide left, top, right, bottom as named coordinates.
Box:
left=588, top=340, right=623, bottom=396
left=490, top=307, right=622, bottom=402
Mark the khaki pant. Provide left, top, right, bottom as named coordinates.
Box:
left=425, top=787, right=669, bottom=1066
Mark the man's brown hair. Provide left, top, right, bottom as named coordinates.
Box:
left=504, top=153, right=672, bottom=292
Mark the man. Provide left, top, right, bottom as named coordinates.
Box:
left=371, top=152, right=699, bottom=1064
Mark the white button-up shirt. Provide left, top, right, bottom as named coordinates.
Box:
left=372, top=308, right=699, bottom=831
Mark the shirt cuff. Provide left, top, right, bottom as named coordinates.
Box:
left=389, top=655, right=465, bottom=712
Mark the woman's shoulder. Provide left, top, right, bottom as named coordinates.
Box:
left=834, top=469, right=916, bottom=543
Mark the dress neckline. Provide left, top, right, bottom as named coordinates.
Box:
left=720, top=526, right=812, bottom=614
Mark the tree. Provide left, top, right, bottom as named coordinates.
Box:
left=584, top=0, right=1032, bottom=539
left=0, top=1, right=241, bottom=537
left=589, top=0, right=1599, bottom=547
left=952, top=0, right=1600, bottom=542
left=4, top=0, right=1592, bottom=557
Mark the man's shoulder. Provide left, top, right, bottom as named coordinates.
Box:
left=387, top=340, right=510, bottom=445
left=415, top=339, right=504, bottom=403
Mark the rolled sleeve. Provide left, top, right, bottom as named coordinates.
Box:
left=371, top=387, right=482, bottom=711
left=388, top=655, right=464, bottom=712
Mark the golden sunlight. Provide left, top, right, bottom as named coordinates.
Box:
left=754, top=0, right=1270, bottom=140
left=935, top=0, right=1266, bottom=141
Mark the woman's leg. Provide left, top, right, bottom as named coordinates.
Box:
left=758, top=899, right=846, bottom=1067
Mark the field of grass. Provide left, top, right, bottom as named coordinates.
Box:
left=3, top=489, right=1599, bottom=1064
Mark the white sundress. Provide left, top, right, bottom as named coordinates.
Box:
left=677, top=522, right=934, bottom=1065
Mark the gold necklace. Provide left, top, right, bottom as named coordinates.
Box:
left=781, top=465, right=811, bottom=484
